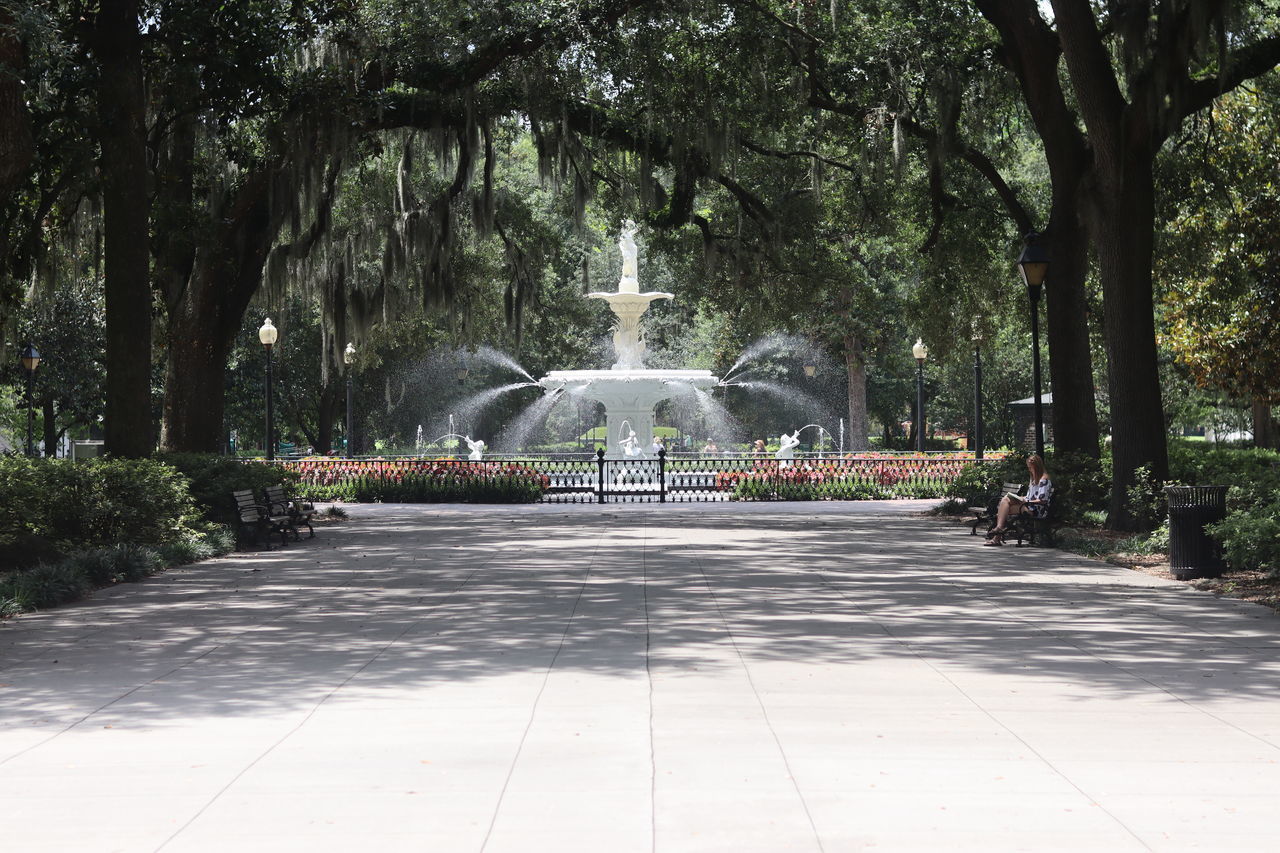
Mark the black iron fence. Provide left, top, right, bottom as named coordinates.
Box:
left=276, top=450, right=994, bottom=504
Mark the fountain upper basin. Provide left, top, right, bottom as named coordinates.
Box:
left=541, top=368, right=719, bottom=389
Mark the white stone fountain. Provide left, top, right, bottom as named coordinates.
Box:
left=539, top=221, right=719, bottom=456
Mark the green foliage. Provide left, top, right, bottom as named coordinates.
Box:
left=158, top=454, right=296, bottom=527
left=933, top=497, right=971, bottom=516
left=1047, top=451, right=1110, bottom=524
left=0, top=563, right=89, bottom=612
left=1166, top=442, right=1280, bottom=502
left=945, top=463, right=1004, bottom=504
left=1208, top=499, right=1280, bottom=575
left=322, top=505, right=348, bottom=519
left=333, top=471, right=545, bottom=504
left=0, top=457, right=198, bottom=556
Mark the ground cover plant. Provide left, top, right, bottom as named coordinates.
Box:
left=0, top=456, right=240, bottom=616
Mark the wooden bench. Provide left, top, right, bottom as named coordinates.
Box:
left=970, top=482, right=1024, bottom=536
left=264, top=484, right=315, bottom=539
left=233, top=489, right=293, bottom=548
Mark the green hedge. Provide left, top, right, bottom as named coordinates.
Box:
left=0, top=456, right=198, bottom=553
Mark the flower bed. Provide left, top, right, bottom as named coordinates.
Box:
left=712, top=456, right=984, bottom=501
left=279, top=458, right=549, bottom=504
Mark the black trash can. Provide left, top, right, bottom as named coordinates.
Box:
left=1164, top=485, right=1228, bottom=580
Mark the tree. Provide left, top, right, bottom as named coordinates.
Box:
left=6, top=282, right=106, bottom=455
left=974, top=0, right=1280, bottom=527
left=1159, top=82, right=1280, bottom=447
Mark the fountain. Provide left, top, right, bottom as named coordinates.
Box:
left=538, top=221, right=719, bottom=455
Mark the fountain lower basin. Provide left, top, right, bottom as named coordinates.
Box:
left=540, top=368, right=720, bottom=455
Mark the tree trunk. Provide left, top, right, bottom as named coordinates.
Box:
left=41, top=397, right=56, bottom=457
left=93, top=0, right=152, bottom=458
left=161, top=269, right=234, bottom=452
left=1253, top=398, right=1279, bottom=450
left=315, top=380, right=341, bottom=454
left=842, top=331, right=869, bottom=451
left=161, top=171, right=279, bottom=452
left=1043, top=203, right=1101, bottom=457
left=0, top=5, right=33, bottom=202
left=1093, top=159, right=1168, bottom=529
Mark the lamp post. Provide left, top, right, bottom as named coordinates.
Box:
left=20, top=343, right=41, bottom=457
left=343, top=342, right=356, bottom=457
left=972, top=324, right=984, bottom=461
left=259, top=319, right=278, bottom=460
left=1017, top=233, right=1049, bottom=458
left=912, top=338, right=928, bottom=452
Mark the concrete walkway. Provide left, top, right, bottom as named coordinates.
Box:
left=3, top=502, right=1280, bottom=852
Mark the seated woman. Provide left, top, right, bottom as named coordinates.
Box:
left=984, top=454, right=1053, bottom=546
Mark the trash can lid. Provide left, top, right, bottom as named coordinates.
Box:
left=1164, top=485, right=1228, bottom=507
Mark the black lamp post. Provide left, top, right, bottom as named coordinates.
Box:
left=1017, top=233, right=1049, bottom=458
left=972, top=324, right=984, bottom=461
left=343, top=342, right=356, bottom=457
left=20, top=343, right=41, bottom=457
left=912, top=338, right=928, bottom=452
left=259, top=319, right=278, bottom=460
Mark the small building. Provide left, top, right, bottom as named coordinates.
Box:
left=1008, top=393, right=1053, bottom=450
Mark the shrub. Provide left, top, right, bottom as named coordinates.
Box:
left=1207, top=497, right=1280, bottom=575
left=945, top=462, right=1004, bottom=504
left=0, top=457, right=199, bottom=558
left=1046, top=451, right=1109, bottom=523
left=158, top=454, right=297, bottom=527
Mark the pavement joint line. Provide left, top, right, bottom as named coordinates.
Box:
left=0, top=543, right=394, bottom=768
left=154, top=525, right=529, bottom=853
left=679, top=518, right=828, bottom=853
left=812, top=523, right=1155, bottom=852
left=642, top=513, right=657, bottom=853
left=479, top=523, right=608, bottom=853
left=916, top=567, right=1280, bottom=757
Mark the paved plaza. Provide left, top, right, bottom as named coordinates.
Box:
left=3, top=501, right=1280, bottom=852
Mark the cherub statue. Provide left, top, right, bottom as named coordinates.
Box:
left=775, top=430, right=802, bottom=463
left=620, top=428, right=644, bottom=458
left=465, top=436, right=486, bottom=461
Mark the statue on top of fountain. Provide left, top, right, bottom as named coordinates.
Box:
left=464, top=436, right=486, bottom=461
left=587, top=221, right=672, bottom=371
left=619, top=219, right=639, bottom=291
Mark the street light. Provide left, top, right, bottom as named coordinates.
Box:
left=912, top=338, right=928, bottom=453
left=344, top=341, right=356, bottom=457
left=972, top=322, right=984, bottom=461
left=455, top=356, right=469, bottom=385
left=259, top=318, right=278, bottom=460
left=1017, top=233, right=1049, bottom=458
left=20, top=343, right=41, bottom=457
